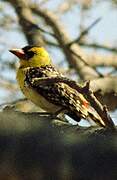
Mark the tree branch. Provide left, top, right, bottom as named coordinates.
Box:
left=31, top=6, right=100, bottom=80
left=79, top=42, right=117, bottom=53
left=6, top=0, right=45, bottom=45
left=0, top=108, right=116, bottom=179
left=68, top=17, right=101, bottom=46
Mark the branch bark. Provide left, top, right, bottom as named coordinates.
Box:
left=85, top=53, right=117, bottom=68
left=0, top=109, right=116, bottom=180
left=90, top=76, right=117, bottom=110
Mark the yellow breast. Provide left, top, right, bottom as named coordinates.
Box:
left=16, top=68, right=60, bottom=112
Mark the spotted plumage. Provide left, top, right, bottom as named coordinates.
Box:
left=24, top=65, right=91, bottom=121
left=9, top=45, right=105, bottom=126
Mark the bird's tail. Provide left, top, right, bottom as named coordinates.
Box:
left=68, top=93, right=105, bottom=127
left=78, top=94, right=105, bottom=127
left=87, top=108, right=105, bottom=127
left=79, top=104, right=105, bottom=127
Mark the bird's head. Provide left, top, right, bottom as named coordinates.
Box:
left=9, top=45, right=51, bottom=68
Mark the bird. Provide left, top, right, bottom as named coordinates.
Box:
left=9, top=45, right=105, bottom=126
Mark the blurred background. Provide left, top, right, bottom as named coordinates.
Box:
left=0, top=0, right=117, bottom=125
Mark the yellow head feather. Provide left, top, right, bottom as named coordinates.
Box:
left=25, top=46, right=51, bottom=67
left=10, top=46, right=51, bottom=68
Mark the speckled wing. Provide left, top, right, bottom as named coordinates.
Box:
left=24, top=65, right=90, bottom=121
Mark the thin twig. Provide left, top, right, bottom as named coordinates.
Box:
left=79, top=42, right=117, bottom=53
left=31, top=23, right=56, bottom=38
left=69, top=49, right=104, bottom=78
left=67, top=17, right=101, bottom=46
left=45, top=40, right=60, bottom=47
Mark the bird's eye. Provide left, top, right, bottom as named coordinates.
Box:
left=26, top=51, right=35, bottom=59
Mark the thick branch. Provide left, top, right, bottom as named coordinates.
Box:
left=41, top=40, right=117, bottom=68
left=90, top=76, right=117, bottom=111
left=86, top=53, right=117, bottom=68
left=0, top=109, right=116, bottom=180
left=6, top=0, right=44, bottom=45
left=31, top=6, right=100, bottom=80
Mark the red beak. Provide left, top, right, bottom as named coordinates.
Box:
left=9, top=48, right=25, bottom=59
